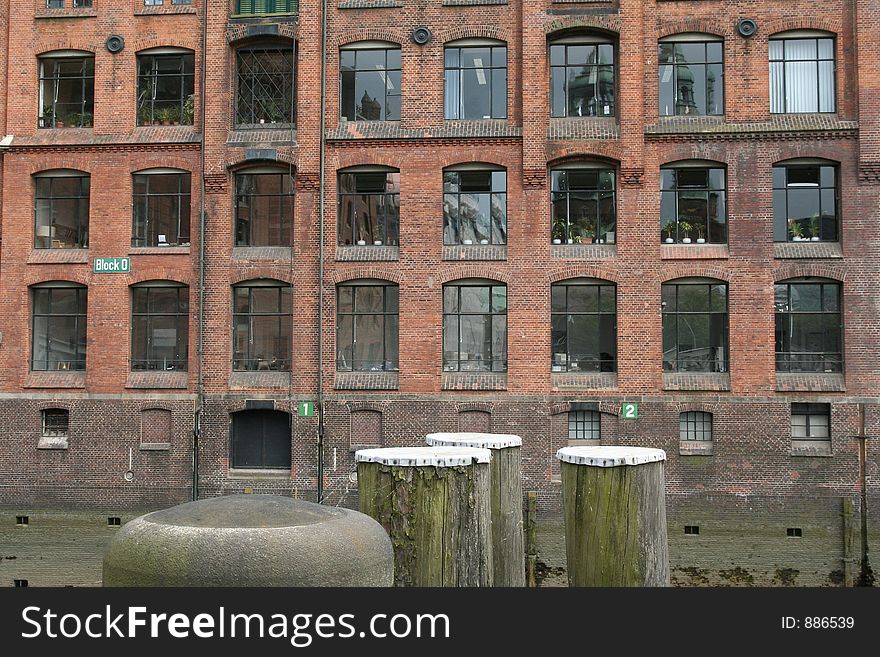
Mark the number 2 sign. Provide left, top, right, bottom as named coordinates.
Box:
left=621, top=403, right=639, bottom=419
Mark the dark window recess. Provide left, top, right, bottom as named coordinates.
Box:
left=551, top=283, right=616, bottom=372
left=787, top=527, right=803, bottom=537
left=662, top=282, right=728, bottom=373
left=16, top=516, right=29, bottom=525
left=108, top=517, right=121, bottom=526
left=336, top=285, right=399, bottom=372
left=236, top=45, right=295, bottom=126
left=35, top=175, right=90, bottom=249
left=444, top=45, right=507, bottom=119
left=660, top=168, right=727, bottom=244
left=41, top=409, right=70, bottom=437
left=340, top=48, right=401, bottom=121
left=772, top=165, right=838, bottom=242
left=791, top=403, right=831, bottom=440
left=136, top=53, right=195, bottom=126
left=658, top=41, right=723, bottom=116
left=443, top=170, right=507, bottom=245
left=442, top=284, right=507, bottom=372
left=38, top=56, right=95, bottom=129
left=132, top=173, right=191, bottom=247
left=231, top=409, right=291, bottom=469
left=337, top=171, right=400, bottom=246
left=684, top=525, right=700, bottom=535
left=568, top=410, right=600, bottom=440
left=235, top=173, right=294, bottom=247
left=770, top=37, right=835, bottom=113
left=131, top=285, right=189, bottom=371
left=32, top=287, right=88, bottom=371
left=550, top=42, right=615, bottom=117
left=14, top=580, right=29, bottom=587
left=775, top=283, right=842, bottom=373
left=551, top=169, right=616, bottom=244
left=232, top=284, right=292, bottom=371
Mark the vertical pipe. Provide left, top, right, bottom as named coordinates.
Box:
left=857, top=404, right=874, bottom=585
left=316, top=0, right=328, bottom=503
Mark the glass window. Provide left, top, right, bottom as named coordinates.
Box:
left=236, top=44, right=295, bottom=126
left=132, top=172, right=191, bottom=247
left=136, top=53, right=195, bottom=126
left=235, top=0, right=296, bottom=15
left=568, top=410, right=600, bottom=440
left=232, top=284, right=292, bottom=371
left=791, top=403, right=830, bottom=440
left=550, top=41, right=615, bottom=117
left=35, top=174, right=90, bottom=249
left=46, top=0, right=64, bottom=7
left=336, top=284, right=399, bottom=372
left=235, top=172, right=294, bottom=247
left=658, top=40, right=723, bottom=116
left=39, top=56, right=95, bottom=129
left=42, top=409, right=69, bottom=437
left=662, top=282, right=728, bottom=373
left=660, top=167, right=727, bottom=244
left=131, top=284, right=189, bottom=371
left=338, top=171, right=400, bottom=246
left=774, top=281, right=842, bottom=373
left=680, top=411, right=712, bottom=440
left=444, top=45, right=507, bottom=119
left=443, top=169, right=506, bottom=245
left=73, top=0, right=92, bottom=6
left=770, top=36, right=835, bottom=113
left=443, top=283, right=507, bottom=372
left=231, top=409, right=291, bottom=469
left=32, top=285, right=87, bottom=371
left=551, top=168, right=616, bottom=244
left=340, top=47, right=401, bottom=121
left=772, top=164, right=838, bottom=242
left=551, top=282, right=616, bottom=372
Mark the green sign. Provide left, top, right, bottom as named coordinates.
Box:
left=298, top=402, right=316, bottom=418
left=621, top=403, right=639, bottom=419
left=93, top=257, right=131, bottom=274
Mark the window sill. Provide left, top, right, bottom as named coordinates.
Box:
left=130, top=246, right=191, bottom=255
left=776, top=372, right=845, bottom=392
left=229, top=13, right=298, bottom=20
left=135, top=5, right=198, bottom=15
left=790, top=440, right=833, bottom=457
left=35, top=8, right=97, bottom=19
left=339, top=0, right=403, bottom=7
left=661, top=243, right=729, bottom=259
left=567, top=438, right=601, bottom=448
left=679, top=441, right=714, bottom=456
left=37, top=436, right=69, bottom=450
left=442, top=0, right=507, bottom=5
left=27, top=249, right=90, bottom=264
left=551, top=243, right=616, bottom=259
left=442, top=372, right=507, bottom=391
left=227, top=468, right=291, bottom=479
left=551, top=372, right=617, bottom=390
left=548, top=116, right=619, bottom=140
left=774, top=241, right=842, bottom=259
left=334, top=371, right=399, bottom=390
left=25, top=371, right=86, bottom=389
left=232, top=246, right=293, bottom=261
left=126, top=371, right=189, bottom=389
left=335, top=245, right=399, bottom=262
left=139, top=442, right=171, bottom=452
left=229, top=371, right=291, bottom=389
left=663, top=372, right=730, bottom=391
left=442, top=244, right=506, bottom=261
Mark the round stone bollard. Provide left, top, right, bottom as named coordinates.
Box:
left=356, top=446, right=493, bottom=587
left=102, top=494, right=394, bottom=586
left=425, top=432, right=525, bottom=587
left=556, top=446, right=670, bottom=587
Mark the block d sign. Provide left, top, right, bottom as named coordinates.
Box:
left=93, top=257, right=131, bottom=273
left=298, top=402, right=316, bottom=417
left=620, top=402, right=639, bottom=419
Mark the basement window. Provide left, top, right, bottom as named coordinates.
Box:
left=16, top=516, right=29, bottom=526
left=14, top=580, right=29, bottom=587
left=684, top=525, right=700, bottom=535
left=787, top=527, right=803, bottom=537
left=108, top=517, right=121, bottom=526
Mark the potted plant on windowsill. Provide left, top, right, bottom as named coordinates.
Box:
left=809, top=215, right=821, bottom=241
left=155, top=107, right=173, bottom=126
left=678, top=220, right=693, bottom=244
left=167, top=106, right=181, bottom=126
left=40, top=106, right=54, bottom=129
left=662, top=224, right=674, bottom=243
left=182, top=94, right=195, bottom=126
left=552, top=215, right=566, bottom=244
left=788, top=219, right=805, bottom=242
left=695, top=224, right=706, bottom=244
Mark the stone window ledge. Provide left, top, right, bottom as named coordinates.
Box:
left=139, top=442, right=171, bottom=451
left=229, top=371, right=291, bottom=390
left=135, top=6, right=198, bottom=16
left=663, top=372, right=730, bottom=391
left=36, top=8, right=97, bottom=19
left=350, top=443, right=382, bottom=453
left=776, top=373, right=844, bottom=392
left=126, top=372, right=189, bottom=389
left=37, top=436, right=69, bottom=450
left=442, top=372, right=507, bottom=391
left=548, top=116, right=619, bottom=140
left=232, top=246, right=293, bottom=261
left=790, top=440, right=833, bottom=457
left=442, top=244, right=507, bottom=261
left=680, top=440, right=714, bottom=456
left=339, top=0, right=403, bottom=7
left=227, top=469, right=291, bottom=480
left=567, top=438, right=601, bottom=448
left=336, top=245, right=399, bottom=262
left=774, top=241, right=843, bottom=259
left=443, top=0, right=507, bottom=5
left=334, top=371, right=399, bottom=390
left=551, top=372, right=617, bottom=390
left=129, top=246, right=191, bottom=256
left=551, top=243, right=616, bottom=260
left=25, top=371, right=86, bottom=388
left=27, top=249, right=89, bottom=264
left=661, top=243, right=729, bottom=259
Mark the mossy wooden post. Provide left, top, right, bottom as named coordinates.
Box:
left=556, top=446, right=670, bottom=587
left=356, top=446, right=494, bottom=587
left=425, top=432, right=525, bottom=586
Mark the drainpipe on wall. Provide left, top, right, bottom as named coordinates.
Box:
left=857, top=404, right=874, bottom=586
left=316, top=0, right=328, bottom=504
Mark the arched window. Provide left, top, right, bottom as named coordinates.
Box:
left=38, top=51, right=94, bottom=129
left=551, top=279, right=616, bottom=372
left=340, top=42, right=401, bottom=121
left=31, top=282, right=87, bottom=371
left=230, top=409, right=291, bottom=469
left=235, top=41, right=295, bottom=126
left=443, top=280, right=507, bottom=372
left=235, top=168, right=294, bottom=247
left=232, top=281, right=292, bottom=371
left=769, top=31, right=836, bottom=113
left=336, top=281, right=399, bottom=372
left=658, top=34, right=723, bottom=116
left=549, top=34, right=616, bottom=117
left=337, top=167, right=400, bottom=246
left=34, top=170, right=90, bottom=249
left=443, top=164, right=507, bottom=245
left=569, top=410, right=600, bottom=440
left=136, top=48, right=195, bottom=126
left=551, top=163, right=616, bottom=244
left=444, top=39, right=507, bottom=119
left=132, top=169, right=192, bottom=247
left=772, top=159, right=838, bottom=242
left=774, top=279, right=842, bottom=373
left=662, top=279, right=728, bottom=373
left=660, top=162, right=727, bottom=244
left=131, top=282, right=189, bottom=371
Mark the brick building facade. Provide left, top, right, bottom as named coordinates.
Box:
left=0, top=0, right=878, bottom=585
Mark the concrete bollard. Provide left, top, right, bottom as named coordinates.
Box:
left=556, top=446, right=670, bottom=587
